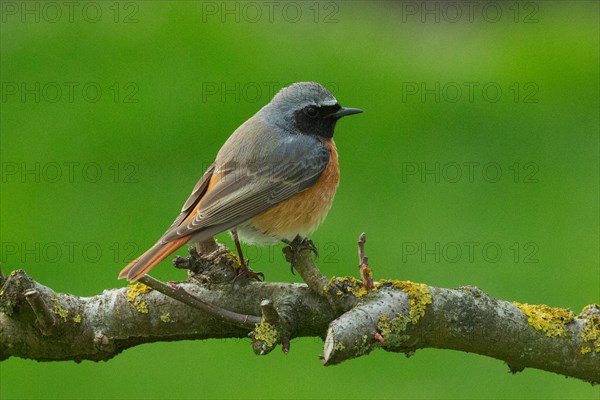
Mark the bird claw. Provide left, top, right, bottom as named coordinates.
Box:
left=232, top=266, right=265, bottom=287
left=283, top=236, right=318, bottom=273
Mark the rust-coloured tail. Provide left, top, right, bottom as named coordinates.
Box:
left=118, top=236, right=190, bottom=281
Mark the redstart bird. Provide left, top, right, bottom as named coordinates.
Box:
left=119, top=82, right=362, bottom=281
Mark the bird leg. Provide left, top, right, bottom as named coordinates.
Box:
left=231, top=228, right=247, bottom=270
left=231, top=229, right=264, bottom=282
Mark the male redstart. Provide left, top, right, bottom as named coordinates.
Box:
left=119, top=82, right=362, bottom=281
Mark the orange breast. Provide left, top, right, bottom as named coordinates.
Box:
left=247, top=139, right=340, bottom=241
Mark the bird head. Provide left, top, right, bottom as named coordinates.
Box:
left=266, top=82, right=363, bottom=139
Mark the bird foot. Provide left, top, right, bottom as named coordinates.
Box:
left=283, top=235, right=318, bottom=273
left=232, top=265, right=265, bottom=287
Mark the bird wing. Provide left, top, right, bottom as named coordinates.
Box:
left=162, top=163, right=217, bottom=232
left=119, top=136, right=330, bottom=281
left=159, top=141, right=331, bottom=243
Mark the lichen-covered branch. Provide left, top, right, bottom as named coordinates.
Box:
left=0, top=245, right=335, bottom=362
left=0, top=241, right=598, bottom=385
left=323, top=281, right=600, bottom=384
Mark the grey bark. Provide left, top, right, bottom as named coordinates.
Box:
left=0, top=243, right=598, bottom=384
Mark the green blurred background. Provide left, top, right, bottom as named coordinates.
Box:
left=1, top=1, right=598, bottom=398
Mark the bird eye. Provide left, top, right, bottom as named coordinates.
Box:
left=304, top=105, right=318, bottom=118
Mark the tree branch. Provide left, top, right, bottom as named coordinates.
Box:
left=138, top=274, right=260, bottom=329
left=0, top=239, right=598, bottom=384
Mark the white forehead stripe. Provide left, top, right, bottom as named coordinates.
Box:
left=321, top=98, right=338, bottom=106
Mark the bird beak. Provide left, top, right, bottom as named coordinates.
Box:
left=327, top=107, right=364, bottom=119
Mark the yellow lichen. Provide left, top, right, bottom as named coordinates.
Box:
left=126, top=283, right=152, bottom=314
left=582, top=304, right=600, bottom=313
left=72, top=315, right=81, bottom=323
left=160, top=313, right=171, bottom=323
left=377, top=314, right=390, bottom=335
left=325, top=276, right=370, bottom=298
left=126, top=283, right=152, bottom=301
left=361, top=334, right=369, bottom=346
left=514, top=302, right=574, bottom=337
left=225, top=252, right=242, bottom=270
left=253, top=321, right=278, bottom=348
left=135, top=299, right=148, bottom=313
left=335, top=342, right=346, bottom=351
left=376, top=280, right=432, bottom=323
left=51, top=297, right=68, bottom=322
left=377, top=314, right=411, bottom=345
left=578, top=304, right=600, bottom=355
